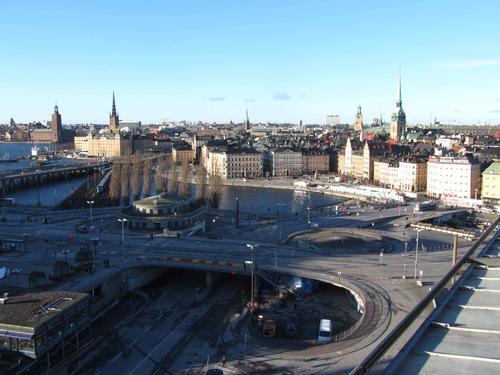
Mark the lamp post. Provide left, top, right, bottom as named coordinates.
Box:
left=87, top=200, right=94, bottom=228
left=246, top=243, right=257, bottom=309
left=118, top=218, right=127, bottom=254
left=414, top=228, right=423, bottom=279
left=62, top=249, right=69, bottom=264
left=236, top=197, right=240, bottom=228
left=11, top=268, right=22, bottom=288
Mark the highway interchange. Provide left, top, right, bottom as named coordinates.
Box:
left=0, top=201, right=492, bottom=374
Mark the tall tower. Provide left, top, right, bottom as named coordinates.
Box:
left=354, top=105, right=363, bottom=132
left=109, top=92, right=120, bottom=133
left=51, top=104, right=62, bottom=143
left=243, top=107, right=250, bottom=132
left=390, top=71, right=406, bottom=141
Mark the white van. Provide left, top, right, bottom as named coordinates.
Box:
left=318, top=319, right=332, bottom=343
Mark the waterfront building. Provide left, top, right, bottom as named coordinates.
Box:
left=427, top=155, right=481, bottom=200
left=73, top=95, right=132, bottom=158
left=264, top=148, right=302, bottom=177
left=390, top=72, right=406, bottom=141
left=29, top=105, right=74, bottom=148
left=482, top=162, right=500, bottom=203
left=398, top=158, right=428, bottom=192
left=207, top=148, right=262, bottom=179
left=302, top=149, right=330, bottom=174
left=88, top=133, right=132, bottom=158
left=122, top=193, right=206, bottom=233
left=374, top=157, right=428, bottom=192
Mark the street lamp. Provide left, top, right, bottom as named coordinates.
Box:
left=246, top=243, right=258, bottom=309
left=118, top=218, right=128, bottom=254
left=11, top=268, right=22, bottom=288
left=414, top=228, right=423, bottom=279
left=87, top=200, right=94, bottom=228
left=62, top=249, right=69, bottom=264
left=236, top=197, right=240, bottom=228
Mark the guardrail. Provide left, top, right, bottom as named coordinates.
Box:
left=350, top=216, right=500, bottom=375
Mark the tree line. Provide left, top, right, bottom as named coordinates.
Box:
left=108, top=154, right=223, bottom=208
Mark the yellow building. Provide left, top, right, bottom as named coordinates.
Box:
left=482, top=162, right=500, bottom=203
left=74, top=133, right=132, bottom=158
left=172, top=143, right=195, bottom=165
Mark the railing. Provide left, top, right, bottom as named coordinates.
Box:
left=350, top=216, right=500, bottom=375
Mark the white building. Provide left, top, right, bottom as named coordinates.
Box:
left=427, top=155, right=481, bottom=200
left=325, top=115, right=341, bottom=126
left=207, top=149, right=262, bottom=179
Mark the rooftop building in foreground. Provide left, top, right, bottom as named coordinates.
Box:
left=389, top=234, right=500, bottom=374
left=0, top=291, right=90, bottom=361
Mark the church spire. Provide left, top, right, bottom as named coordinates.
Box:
left=396, top=68, right=402, bottom=107
left=243, top=106, right=250, bottom=132
left=112, top=91, right=117, bottom=116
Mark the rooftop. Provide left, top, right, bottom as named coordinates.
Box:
left=483, top=162, right=500, bottom=175
left=0, top=291, right=88, bottom=330
left=133, top=194, right=186, bottom=207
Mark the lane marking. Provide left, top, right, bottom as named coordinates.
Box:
left=128, top=338, right=138, bottom=347
left=111, top=352, right=122, bottom=363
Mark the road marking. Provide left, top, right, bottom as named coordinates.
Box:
left=111, top=352, right=122, bottom=363
left=128, top=338, right=138, bottom=347
left=143, top=326, right=151, bottom=333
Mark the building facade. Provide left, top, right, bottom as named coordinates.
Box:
left=427, top=155, right=481, bottom=199
left=482, top=162, right=500, bottom=203
left=264, top=148, right=302, bottom=177
left=208, top=149, right=262, bottom=179
left=302, top=149, right=330, bottom=174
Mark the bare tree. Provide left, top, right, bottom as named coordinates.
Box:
left=167, top=165, right=178, bottom=196
left=130, top=156, right=142, bottom=201
left=121, top=160, right=131, bottom=205
left=178, top=160, right=191, bottom=198
left=196, top=164, right=207, bottom=202
left=143, top=157, right=152, bottom=197
left=155, top=156, right=166, bottom=193
left=207, top=173, right=224, bottom=208
left=109, top=161, right=121, bottom=203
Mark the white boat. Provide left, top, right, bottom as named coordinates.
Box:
left=31, top=145, right=40, bottom=157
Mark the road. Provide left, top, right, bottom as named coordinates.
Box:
left=0, top=202, right=491, bottom=374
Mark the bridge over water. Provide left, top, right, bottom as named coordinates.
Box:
left=0, top=161, right=111, bottom=194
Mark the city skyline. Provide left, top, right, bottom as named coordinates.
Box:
left=1, top=1, right=500, bottom=124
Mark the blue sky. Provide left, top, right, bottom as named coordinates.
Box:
left=1, top=0, right=499, bottom=125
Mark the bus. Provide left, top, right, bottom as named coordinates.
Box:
left=318, top=319, right=332, bottom=343
left=414, top=201, right=436, bottom=213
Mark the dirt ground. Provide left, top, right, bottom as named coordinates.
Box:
left=255, top=282, right=362, bottom=342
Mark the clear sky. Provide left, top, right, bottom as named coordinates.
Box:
left=1, top=0, right=499, bottom=125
